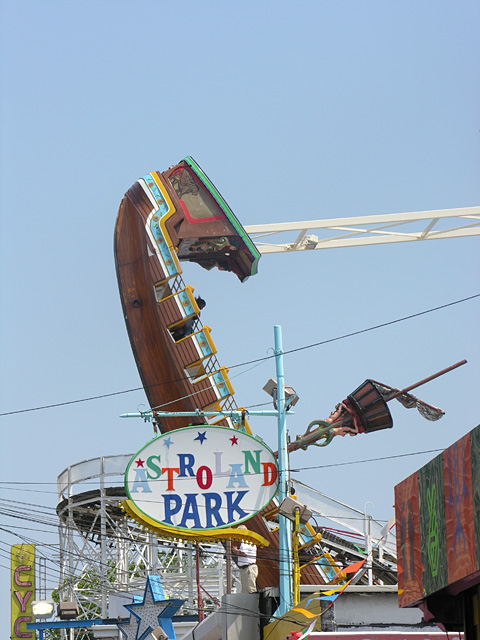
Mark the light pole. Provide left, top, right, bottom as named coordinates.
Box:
left=120, top=324, right=296, bottom=615
left=274, top=325, right=294, bottom=615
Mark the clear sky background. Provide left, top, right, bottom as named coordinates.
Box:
left=0, top=0, right=479, bottom=630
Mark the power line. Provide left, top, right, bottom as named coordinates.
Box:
left=1, top=292, right=477, bottom=418
left=0, top=520, right=389, bottom=588
left=290, top=447, right=445, bottom=472
left=0, top=521, right=320, bottom=586
left=276, top=292, right=480, bottom=359
left=0, top=446, right=450, bottom=489
left=0, top=524, right=323, bottom=626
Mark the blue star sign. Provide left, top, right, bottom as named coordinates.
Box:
left=194, top=431, right=207, bottom=444
left=121, top=575, right=184, bottom=639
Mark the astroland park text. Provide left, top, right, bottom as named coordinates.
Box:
left=128, top=449, right=278, bottom=529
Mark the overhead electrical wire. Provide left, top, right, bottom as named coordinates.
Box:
left=0, top=543, right=309, bottom=626
left=0, top=293, right=477, bottom=418
left=0, top=446, right=448, bottom=492
left=0, top=494, right=396, bottom=614
left=0, top=525, right=276, bottom=624
left=0, top=519, right=384, bottom=627
left=290, top=447, right=445, bottom=472
left=0, top=520, right=394, bottom=580
left=0, top=520, right=388, bottom=596
left=0, top=522, right=327, bottom=591
left=0, top=498, right=389, bottom=535
left=0, top=495, right=396, bottom=551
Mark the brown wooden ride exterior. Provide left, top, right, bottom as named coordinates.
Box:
left=114, top=158, right=324, bottom=588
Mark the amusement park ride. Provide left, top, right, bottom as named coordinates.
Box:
left=43, top=157, right=478, bottom=640
left=113, top=157, right=477, bottom=590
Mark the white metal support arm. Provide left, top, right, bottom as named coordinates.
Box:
left=244, top=207, right=480, bottom=254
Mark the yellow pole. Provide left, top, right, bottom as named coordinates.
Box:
left=293, top=508, right=301, bottom=605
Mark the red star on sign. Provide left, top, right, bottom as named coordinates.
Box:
left=230, top=435, right=239, bottom=446
left=135, top=458, right=145, bottom=467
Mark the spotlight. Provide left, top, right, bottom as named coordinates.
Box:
left=32, top=600, right=55, bottom=619
left=150, top=626, right=168, bottom=640
left=278, top=496, right=312, bottom=525
left=57, top=601, right=79, bottom=620
left=263, top=378, right=299, bottom=410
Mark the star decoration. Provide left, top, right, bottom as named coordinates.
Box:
left=194, top=431, right=207, bottom=444
left=230, top=435, right=239, bottom=446
left=122, top=575, right=184, bottom=640
left=135, top=458, right=145, bottom=468
left=125, top=587, right=167, bottom=638
left=117, top=618, right=139, bottom=640
left=163, top=437, right=174, bottom=449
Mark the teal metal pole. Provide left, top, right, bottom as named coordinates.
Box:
left=274, top=325, right=293, bottom=615
left=120, top=410, right=288, bottom=419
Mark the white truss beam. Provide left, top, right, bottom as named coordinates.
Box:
left=244, top=207, right=480, bottom=254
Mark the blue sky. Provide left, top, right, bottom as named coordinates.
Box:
left=1, top=0, right=479, bottom=630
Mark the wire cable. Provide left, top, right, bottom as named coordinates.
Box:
left=0, top=293, right=477, bottom=417
left=0, top=447, right=446, bottom=493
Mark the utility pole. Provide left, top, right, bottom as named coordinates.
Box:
left=274, top=325, right=294, bottom=615
left=121, top=325, right=296, bottom=615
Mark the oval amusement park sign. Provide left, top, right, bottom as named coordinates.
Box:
left=124, top=426, right=278, bottom=539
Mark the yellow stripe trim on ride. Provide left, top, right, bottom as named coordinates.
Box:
left=151, top=171, right=179, bottom=253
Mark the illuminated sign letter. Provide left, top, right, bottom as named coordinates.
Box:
left=178, top=453, right=195, bottom=477
left=243, top=450, right=262, bottom=475
left=163, top=494, right=182, bottom=524
left=262, top=462, right=278, bottom=486
left=162, top=467, right=180, bottom=491
left=225, top=490, right=248, bottom=522
left=131, top=468, right=153, bottom=493
left=14, top=566, right=32, bottom=587
left=196, top=466, right=213, bottom=490
left=227, top=464, right=248, bottom=488
left=14, top=591, right=33, bottom=612
left=146, top=455, right=162, bottom=480
left=204, top=493, right=225, bottom=528
left=180, top=494, right=202, bottom=528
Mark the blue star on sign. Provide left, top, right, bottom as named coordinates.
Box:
left=194, top=431, right=207, bottom=444
left=120, top=575, right=184, bottom=640
left=163, top=437, right=174, bottom=449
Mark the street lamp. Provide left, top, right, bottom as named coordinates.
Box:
left=31, top=600, right=55, bottom=619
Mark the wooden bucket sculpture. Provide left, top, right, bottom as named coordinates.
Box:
left=289, top=361, right=465, bottom=452
left=345, top=379, right=394, bottom=433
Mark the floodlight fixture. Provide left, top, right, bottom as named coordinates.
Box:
left=150, top=627, right=168, bottom=640
left=263, top=377, right=299, bottom=410
left=32, top=600, right=55, bottom=619
left=278, top=496, right=312, bottom=525
left=57, top=601, right=79, bottom=620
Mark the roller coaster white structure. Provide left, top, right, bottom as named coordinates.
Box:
left=55, top=454, right=397, bottom=637
left=56, top=455, right=235, bottom=635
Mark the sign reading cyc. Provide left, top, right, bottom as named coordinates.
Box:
left=125, top=426, right=279, bottom=531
